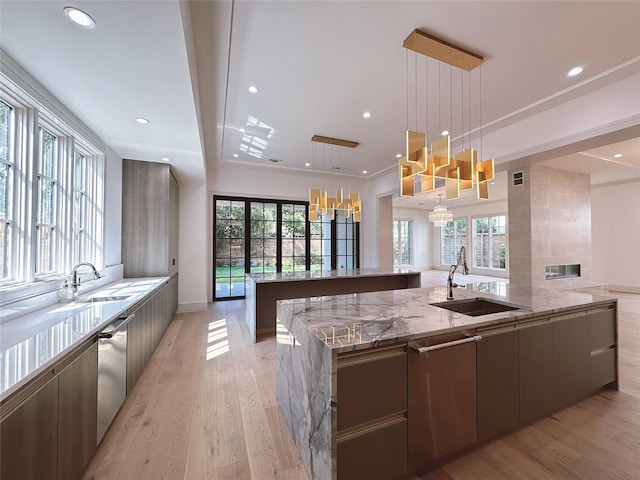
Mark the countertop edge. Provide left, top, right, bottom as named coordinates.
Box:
left=0, top=276, right=171, bottom=409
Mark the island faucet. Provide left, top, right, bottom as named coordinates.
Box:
left=71, top=262, right=102, bottom=299
left=447, top=246, right=469, bottom=300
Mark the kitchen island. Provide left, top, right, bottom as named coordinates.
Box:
left=276, top=283, right=618, bottom=480
left=245, top=268, right=420, bottom=342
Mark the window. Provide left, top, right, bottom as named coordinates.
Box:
left=472, top=215, right=506, bottom=270
left=441, top=219, right=467, bottom=265
left=36, top=127, right=58, bottom=275
left=0, top=74, right=105, bottom=289
left=0, top=101, right=13, bottom=280
left=393, top=220, right=412, bottom=266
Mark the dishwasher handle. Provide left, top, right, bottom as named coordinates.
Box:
left=98, top=314, right=135, bottom=339
left=411, top=334, right=482, bottom=355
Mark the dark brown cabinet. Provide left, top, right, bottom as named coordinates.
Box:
left=552, top=312, right=592, bottom=409
left=519, top=319, right=555, bottom=424
left=477, top=327, right=519, bottom=442
left=408, top=333, right=477, bottom=472
left=336, top=344, right=408, bottom=480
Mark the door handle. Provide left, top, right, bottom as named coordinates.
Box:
left=411, top=335, right=482, bottom=354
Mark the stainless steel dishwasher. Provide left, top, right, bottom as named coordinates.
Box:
left=97, top=313, right=133, bottom=443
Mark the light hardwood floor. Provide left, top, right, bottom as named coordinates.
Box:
left=83, top=277, right=640, bottom=480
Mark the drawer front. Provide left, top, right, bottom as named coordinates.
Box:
left=591, top=348, right=617, bottom=388
left=337, top=346, right=407, bottom=429
left=337, top=417, right=408, bottom=480
left=590, top=308, right=616, bottom=350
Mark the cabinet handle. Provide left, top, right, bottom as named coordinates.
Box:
left=98, top=314, right=135, bottom=338
left=411, top=335, right=483, bottom=354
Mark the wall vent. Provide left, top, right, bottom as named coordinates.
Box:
left=512, top=171, right=524, bottom=186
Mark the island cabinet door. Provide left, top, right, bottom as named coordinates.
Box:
left=476, top=327, right=519, bottom=442
left=519, top=319, right=555, bottom=425
left=552, top=312, right=592, bottom=409
left=336, top=344, right=408, bottom=480
left=408, top=333, right=478, bottom=473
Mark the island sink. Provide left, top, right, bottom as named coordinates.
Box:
left=431, top=297, right=520, bottom=316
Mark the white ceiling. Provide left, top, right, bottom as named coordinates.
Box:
left=1, top=0, right=639, bottom=202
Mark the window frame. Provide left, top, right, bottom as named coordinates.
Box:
left=0, top=71, right=106, bottom=293
left=440, top=218, right=467, bottom=266
left=393, top=219, right=413, bottom=266
left=471, top=214, right=507, bottom=271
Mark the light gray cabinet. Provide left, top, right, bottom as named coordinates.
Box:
left=58, top=342, right=98, bottom=480
left=122, top=159, right=179, bottom=277
left=1, top=376, right=59, bottom=480
left=1, top=341, right=97, bottom=480
left=127, top=278, right=178, bottom=394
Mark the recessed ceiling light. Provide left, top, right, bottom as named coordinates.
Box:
left=395, top=153, right=402, bottom=158
left=162, top=156, right=170, bottom=162
left=239, top=128, right=246, bottom=133
left=567, top=66, right=583, bottom=77
left=233, top=153, right=239, bottom=158
left=248, top=85, right=258, bottom=93
left=305, top=162, right=311, bottom=167
left=362, top=170, right=368, bottom=174
left=362, top=112, right=372, bottom=119
left=441, top=130, right=449, bottom=136
left=135, top=117, right=150, bottom=124
left=63, top=7, right=95, bottom=28
left=613, top=153, right=623, bottom=158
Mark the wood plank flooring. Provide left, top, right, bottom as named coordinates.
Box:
left=83, top=275, right=640, bottom=480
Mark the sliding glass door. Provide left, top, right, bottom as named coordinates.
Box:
left=213, top=195, right=359, bottom=300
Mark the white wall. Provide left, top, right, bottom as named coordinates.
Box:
left=591, top=179, right=640, bottom=290
left=178, top=179, right=208, bottom=311
left=104, top=146, right=122, bottom=268
left=393, top=207, right=431, bottom=269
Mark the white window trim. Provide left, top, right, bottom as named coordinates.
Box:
left=471, top=214, right=508, bottom=271
left=0, top=63, right=106, bottom=303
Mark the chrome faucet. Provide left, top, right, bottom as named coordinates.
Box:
left=71, top=262, right=102, bottom=299
left=447, top=246, right=469, bottom=300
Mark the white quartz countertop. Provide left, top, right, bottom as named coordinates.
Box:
left=277, top=282, right=617, bottom=353
left=0, top=277, right=169, bottom=399
left=248, top=267, right=419, bottom=283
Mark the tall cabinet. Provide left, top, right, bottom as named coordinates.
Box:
left=122, top=159, right=179, bottom=277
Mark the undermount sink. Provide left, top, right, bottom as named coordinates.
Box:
left=431, top=297, right=520, bottom=317
left=81, top=295, right=131, bottom=303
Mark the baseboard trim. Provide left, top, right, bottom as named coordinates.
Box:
left=176, top=301, right=208, bottom=313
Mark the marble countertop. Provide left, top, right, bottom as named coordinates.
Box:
left=0, top=277, right=169, bottom=399
left=277, top=282, right=617, bottom=353
left=248, top=267, right=419, bottom=283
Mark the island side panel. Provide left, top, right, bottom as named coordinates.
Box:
left=244, top=276, right=258, bottom=342
left=253, top=271, right=421, bottom=340
left=276, top=300, right=336, bottom=480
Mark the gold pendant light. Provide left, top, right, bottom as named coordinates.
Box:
left=309, top=135, right=361, bottom=222
left=399, top=29, right=494, bottom=201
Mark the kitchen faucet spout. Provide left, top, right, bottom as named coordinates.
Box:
left=447, top=246, right=468, bottom=300
left=71, top=262, right=102, bottom=299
